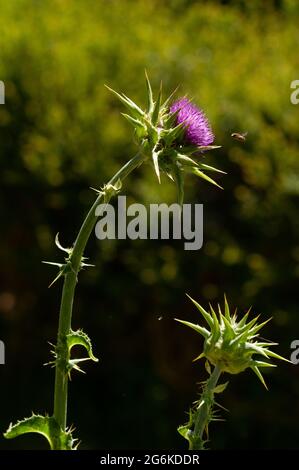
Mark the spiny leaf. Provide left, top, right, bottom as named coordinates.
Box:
left=186, top=294, right=214, bottom=329
left=251, top=365, right=268, bottom=389
left=192, top=352, right=205, bottom=362
left=237, top=307, right=252, bottom=328
left=188, top=167, right=223, bottom=189
left=4, top=415, right=75, bottom=450
left=105, top=85, right=144, bottom=118
left=152, top=150, right=161, bottom=183
left=197, top=145, right=222, bottom=151
left=177, top=424, right=192, bottom=442
left=55, top=233, right=72, bottom=254
left=145, top=70, right=154, bottom=115
left=161, top=85, right=180, bottom=111
left=171, top=163, right=184, bottom=206
left=175, top=319, right=210, bottom=339
left=176, top=154, right=198, bottom=167
left=67, top=329, right=98, bottom=363
left=252, top=360, right=276, bottom=368
left=152, top=81, right=162, bottom=125
left=263, top=349, right=291, bottom=363
left=224, top=294, right=230, bottom=320
left=205, top=360, right=211, bottom=375
left=121, top=113, right=144, bottom=128
left=209, top=303, right=220, bottom=340
left=198, top=163, right=226, bottom=174
left=248, top=317, right=272, bottom=335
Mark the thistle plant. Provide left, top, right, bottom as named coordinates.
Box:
left=176, top=295, right=289, bottom=450
left=4, top=75, right=223, bottom=450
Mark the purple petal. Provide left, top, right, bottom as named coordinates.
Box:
left=170, top=98, right=214, bottom=147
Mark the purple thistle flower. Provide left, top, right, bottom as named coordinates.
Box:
left=170, top=97, right=214, bottom=147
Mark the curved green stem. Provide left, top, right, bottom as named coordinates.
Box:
left=53, top=152, right=144, bottom=448
left=190, top=365, right=221, bottom=450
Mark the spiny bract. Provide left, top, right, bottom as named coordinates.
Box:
left=106, top=73, right=224, bottom=205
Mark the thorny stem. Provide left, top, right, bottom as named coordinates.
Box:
left=189, top=365, right=221, bottom=450
left=53, top=153, right=144, bottom=448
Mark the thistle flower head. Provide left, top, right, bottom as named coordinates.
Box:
left=170, top=98, right=214, bottom=147
left=176, top=295, right=289, bottom=388
left=106, top=73, right=224, bottom=204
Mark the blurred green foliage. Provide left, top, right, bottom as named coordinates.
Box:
left=0, top=0, right=299, bottom=449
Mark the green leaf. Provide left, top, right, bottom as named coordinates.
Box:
left=263, top=349, right=291, bottom=363
left=237, top=308, right=252, bottom=328
left=198, top=163, right=226, bottom=174
left=209, top=303, right=220, bottom=342
left=161, top=85, right=180, bottom=111
left=145, top=70, right=154, bottom=115
left=251, top=365, right=268, bottom=389
left=213, top=382, right=229, bottom=394
left=188, top=167, right=223, bottom=189
left=197, top=145, right=222, bottom=151
left=67, top=329, right=98, bottom=363
left=105, top=85, right=144, bottom=119
left=205, top=360, right=211, bottom=374
left=224, top=294, right=230, bottom=320
left=192, top=352, right=205, bottom=362
left=171, top=164, right=184, bottom=206
left=177, top=424, right=191, bottom=442
left=186, top=294, right=214, bottom=329
left=55, top=233, right=72, bottom=254
left=4, top=414, right=75, bottom=450
left=152, top=82, right=162, bottom=125
left=163, top=122, right=185, bottom=145
left=175, top=318, right=210, bottom=339
left=176, top=154, right=198, bottom=167
left=152, top=149, right=161, bottom=183
left=121, top=113, right=144, bottom=129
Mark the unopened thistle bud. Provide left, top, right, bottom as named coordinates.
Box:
left=176, top=295, right=289, bottom=388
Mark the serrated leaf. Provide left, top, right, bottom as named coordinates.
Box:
left=4, top=414, right=75, bottom=450
left=177, top=424, right=191, bottom=442
left=67, top=329, right=98, bottom=363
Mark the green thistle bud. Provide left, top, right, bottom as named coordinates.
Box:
left=176, top=295, right=289, bottom=388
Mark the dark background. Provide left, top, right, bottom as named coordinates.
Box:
left=0, top=0, right=298, bottom=449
